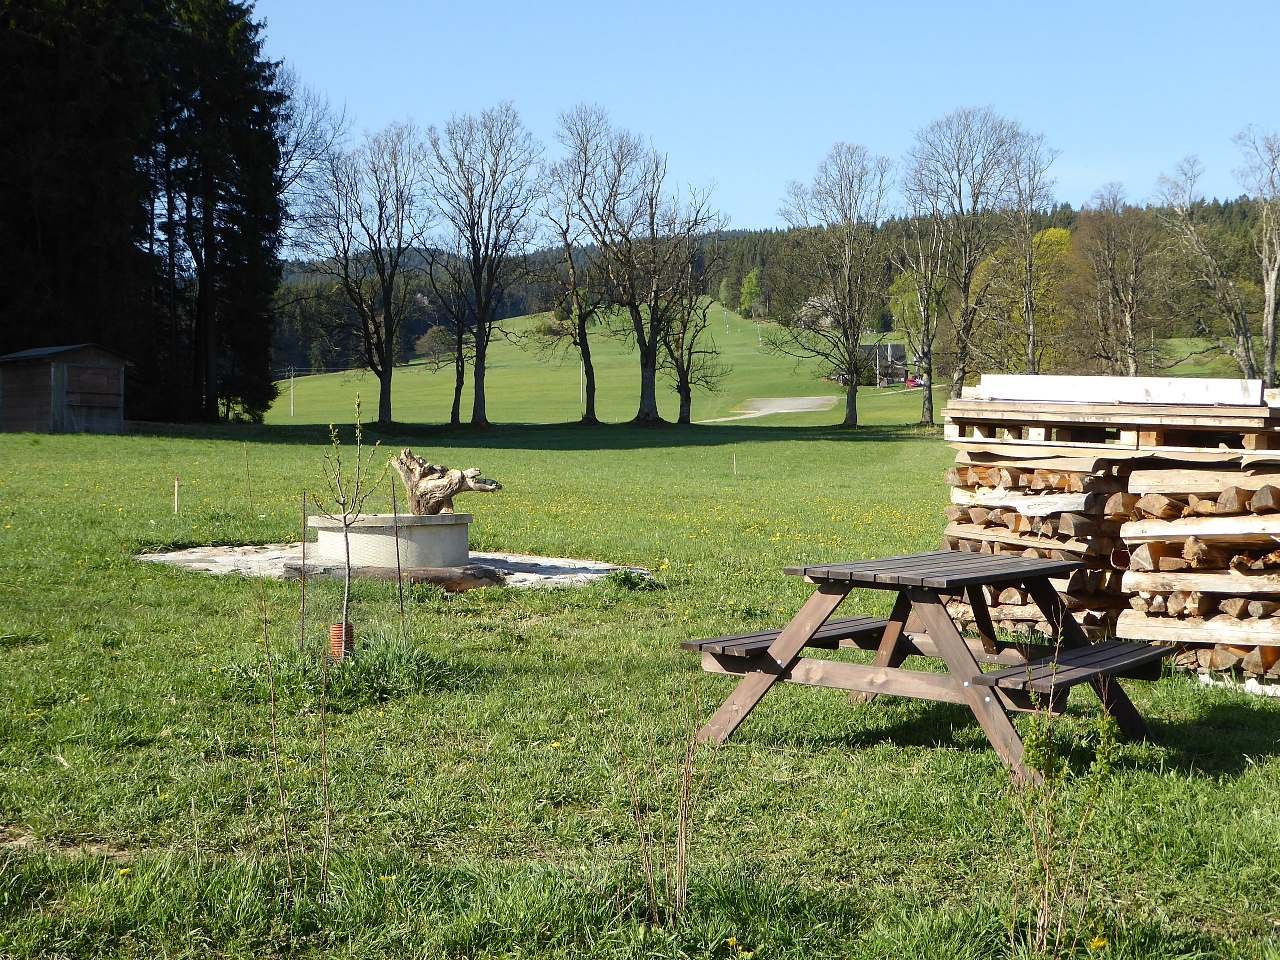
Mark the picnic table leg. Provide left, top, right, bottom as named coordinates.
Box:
left=851, top=590, right=914, bottom=704
left=695, top=583, right=848, bottom=745
left=964, top=585, right=1000, bottom=655
left=907, top=587, right=1039, bottom=785
left=1023, top=576, right=1149, bottom=741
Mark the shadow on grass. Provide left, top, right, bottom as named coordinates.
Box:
left=1141, top=699, right=1280, bottom=776
left=126, top=418, right=940, bottom=451
left=735, top=691, right=1280, bottom=779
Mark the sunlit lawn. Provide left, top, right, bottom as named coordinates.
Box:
left=2, top=339, right=1279, bottom=958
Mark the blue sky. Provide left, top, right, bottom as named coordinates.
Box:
left=255, top=0, right=1276, bottom=228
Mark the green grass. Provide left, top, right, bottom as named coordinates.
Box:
left=2, top=331, right=1280, bottom=958
left=266, top=305, right=925, bottom=427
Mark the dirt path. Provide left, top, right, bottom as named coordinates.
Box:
left=698, top=396, right=838, bottom=423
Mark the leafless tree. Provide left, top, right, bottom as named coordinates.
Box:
left=557, top=104, right=720, bottom=424
left=771, top=142, right=893, bottom=428
left=1077, top=184, right=1163, bottom=375
left=297, top=123, right=431, bottom=424
left=1234, top=126, right=1280, bottom=386
left=425, top=102, right=542, bottom=427
left=539, top=154, right=611, bottom=424
left=1005, top=128, right=1058, bottom=373
left=662, top=260, right=729, bottom=424
left=1159, top=156, right=1260, bottom=379
left=907, top=107, right=1020, bottom=397
left=897, top=167, right=949, bottom=424
left=275, top=66, right=345, bottom=237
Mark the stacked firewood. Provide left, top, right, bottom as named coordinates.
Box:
left=941, top=462, right=1131, bottom=639
left=942, top=374, right=1280, bottom=687
left=1117, top=470, right=1280, bottom=682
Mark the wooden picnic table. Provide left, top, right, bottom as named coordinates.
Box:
left=684, top=550, right=1174, bottom=783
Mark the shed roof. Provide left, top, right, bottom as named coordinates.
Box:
left=0, top=343, right=127, bottom=364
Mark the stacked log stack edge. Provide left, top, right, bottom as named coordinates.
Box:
left=942, top=375, right=1280, bottom=687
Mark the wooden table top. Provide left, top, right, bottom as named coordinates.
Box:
left=784, top=550, right=1082, bottom=589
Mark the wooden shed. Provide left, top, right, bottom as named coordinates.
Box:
left=0, top=344, right=126, bottom=434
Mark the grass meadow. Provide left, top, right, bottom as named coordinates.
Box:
left=2, top=315, right=1279, bottom=958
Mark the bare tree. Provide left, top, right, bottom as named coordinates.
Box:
left=908, top=107, right=1019, bottom=397
left=425, top=102, right=542, bottom=427
left=1234, top=127, right=1280, bottom=386
left=1005, top=129, right=1058, bottom=373
left=274, top=66, right=345, bottom=236
left=540, top=154, right=611, bottom=424
left=897, top=169, right=949, bottom=425
left=557, top=104, right=719, bottom=424
left=298, top=123, right=431, bottom=424
left=1077, top=184, right=1163, bottom=375
left=662, top=260, right=729, bottom=424
left=1159, top=156, right=1260, bottom=379
left=771, top=143, right=893, bottom=428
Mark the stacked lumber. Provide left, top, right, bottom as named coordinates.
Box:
left=941, top=459, right=1130, bottom=639
left=1117, top=472, right=1280, bottom=683
left=943, top=374, right=1280, bottom=676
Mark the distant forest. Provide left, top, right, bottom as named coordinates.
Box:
left=3, top=1, right=1276, bottom=426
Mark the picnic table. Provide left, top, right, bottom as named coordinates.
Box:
left=684, top=550, right=1174, bottom=783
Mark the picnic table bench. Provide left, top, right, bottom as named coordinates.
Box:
left=683, top=550, right=1174, bottom=783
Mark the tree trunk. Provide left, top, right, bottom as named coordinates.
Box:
left=950, top=304, right=975, bottom=399
left=471, top=330, right=488, bottom=426
left=1123, top=310, right=1139, bottom=377
left=1264, top=269, right=1278, bottom=388
left=198, top=177, right=218, bottom=421
left=1024, top=241, right=1037, bottom=374
left=920, top=346, right=934, bottom=425
left=677, top=383, right=692, bottom=425
left=579, top=321, right=598, bottom=425
left=450, top=325, right=465, bottom=427
left=631, top=305, right=663, bottom=424
left=842, top=378, right=859, bottom=428
left=376, top=366, right=393, bottom=425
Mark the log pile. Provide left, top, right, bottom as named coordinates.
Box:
left=1117, top=471, right=1280, bottom=683
left=941, top=459, right=1131, bottom=639
left=943, top=375, right=1280, bottom=684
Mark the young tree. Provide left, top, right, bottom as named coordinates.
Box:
left=663, top=261, right=729, bottom=423
left=738, top=267, right=762, bottom=318
left=1005, top=129, right=1058, bottom=373
left=556, top=105, right=719, bottom=423
left=1234, top=127, right=1280, bottom=386
left=897, top=164, right=950, bottom=424
left=298, top=123, right=432, bottom=425
left=1159, top=157, right=1260, bottom=379
left=974, top=226, right=1076, bottom=373
left=541, top=151, right=610, bottom=424
left=770, top=142, right=893, bottom=428
left=717, top=276, right=737, bottom=311
left=907, top=107, right=1019, bottom=397
left=1076, top=184, right=1163, bottom=375
left=425, top=102, right=542, bottom=427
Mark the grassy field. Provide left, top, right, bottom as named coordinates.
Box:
left=266, top=304, right=916, bottom=427
left=2, top=328, right=1280, bottom=958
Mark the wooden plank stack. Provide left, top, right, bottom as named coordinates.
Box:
left=942, top=375, right=1280, bottom=685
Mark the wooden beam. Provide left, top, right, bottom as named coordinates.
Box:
left=967, top=374, right=1263, bottom=406
left=1128, top=468, right=1280, bottom=495
left=1121, top=514, right=1280, bottom=545
left=701, top=654, right=967, bottom=704
left=1116, top=609, right=1280, bottom=646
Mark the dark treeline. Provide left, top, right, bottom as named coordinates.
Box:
left=1, top=0, right=285, bottom=421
